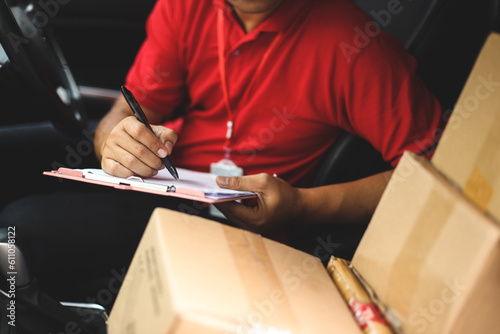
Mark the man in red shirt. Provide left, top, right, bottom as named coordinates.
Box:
left=96, top=0, right=443, bottom=233
left=0, top=0, right=444, bottom=299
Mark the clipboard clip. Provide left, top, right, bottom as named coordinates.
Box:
left=127, top=176, right=144, bottom=182
left=127, top=175, right=175, bottom=192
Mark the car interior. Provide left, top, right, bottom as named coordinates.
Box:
left=0, top=0, right=499, bottom=332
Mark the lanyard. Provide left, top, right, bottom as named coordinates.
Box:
left=217, top=8, right=283, bottom=158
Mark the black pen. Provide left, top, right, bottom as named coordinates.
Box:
left=120, top=85, right=180, bottom=181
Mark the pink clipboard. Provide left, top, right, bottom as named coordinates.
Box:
left=43, top=167, right=256, bottom=204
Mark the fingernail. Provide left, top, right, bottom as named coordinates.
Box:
left=157, top=148, right=167, bottom=158
left=217, top=176, right=229, bottom=187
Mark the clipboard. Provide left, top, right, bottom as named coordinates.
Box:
left=43, top=167, right=256, bottom=204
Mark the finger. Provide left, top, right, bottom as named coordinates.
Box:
left=151, top=125, right=178, bottom=155
left=111, top=120, right=165, bottom=171
left=216, top=174, right=269, bottom=192
left=104, top=145, right=159, bottom=178
left=123, top=117, right=169, bottom=159
left=101, top=158, right=134, bottom=178
left=215, top=201, right=261, bottom=231
left=119, top=131, right=165, bottom=171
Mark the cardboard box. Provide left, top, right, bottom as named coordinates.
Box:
left=352, top=152, right=500, bottom=334
left=432, top=32, right=500, bottom=222
left=108, top=208, right=361, bottom=334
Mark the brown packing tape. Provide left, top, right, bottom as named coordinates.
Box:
left=463, top=110, right=500, bottom=213
left=385, top=188, right=454, bottom=318
left=223, top=227, right=298, bottom=332
left=464, top=167, right=493, bottom=212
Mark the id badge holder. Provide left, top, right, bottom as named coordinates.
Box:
left=210, top=159, right=244, bottom=219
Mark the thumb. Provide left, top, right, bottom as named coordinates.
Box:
left=216, top=175, right=247, bottom=191
left=152, top=125, right=178, bottom=155
left=217, top=174, right=265, bottom=192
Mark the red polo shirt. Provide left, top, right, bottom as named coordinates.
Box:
left=125, top=0, right=444, bottom=187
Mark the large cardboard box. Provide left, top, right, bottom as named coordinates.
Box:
left=352, top=152, right=500, bottom=334
left=108, top=208, right=361, bottom=334
left=432, top=32, right=500, bottom=222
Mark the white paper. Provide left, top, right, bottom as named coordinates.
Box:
left=81, top=168, right=255, bottom=200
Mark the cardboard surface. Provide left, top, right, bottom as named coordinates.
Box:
left=108, top=208, right=361, bottom=334
left=352, top=152, right=500, bottom=334
left=432, top=32, right=500, bottom=223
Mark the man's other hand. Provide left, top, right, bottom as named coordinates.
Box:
left=215, top=174, right=302, bottom=234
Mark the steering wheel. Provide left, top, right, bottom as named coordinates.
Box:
left=0, top=0, right=87, bottom=136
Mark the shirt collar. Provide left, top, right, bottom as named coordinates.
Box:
left=212, top=0, right=312, bottom=34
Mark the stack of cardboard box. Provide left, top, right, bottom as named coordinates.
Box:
left=108, top=33, right=500, bottom=334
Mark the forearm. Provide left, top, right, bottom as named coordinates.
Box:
left=295, top=170, right=393, bottom=226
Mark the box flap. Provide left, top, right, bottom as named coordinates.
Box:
left=432, top=32, right=500, bottom=222
left=352, top=152, right=500, bottom=334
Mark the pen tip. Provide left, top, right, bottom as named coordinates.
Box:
left=166, top=165, right=180, bottom=181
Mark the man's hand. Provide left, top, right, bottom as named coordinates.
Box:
left=99, top=116, right=178, bottom=178
left=215, top=174, right=303, bottom=234
left=214, top=170, right=394, bottom=234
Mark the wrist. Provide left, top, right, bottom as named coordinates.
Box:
left=94, top=99, right=132, bottom=162
left=292, top=185, right=345, bottom=226
left=93, top=126, right=107, bottom=162
left=291, top=187, right=319, bottom=226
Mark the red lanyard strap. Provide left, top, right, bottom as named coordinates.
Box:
left=217, top=7, right=283, bottom=156
left=217, top=8, right=233, bottom=126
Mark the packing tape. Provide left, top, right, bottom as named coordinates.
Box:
left=464, top=167, right=493, bottom=212
left=223, top=227, right=297, bottom=333
left=463, top=113, right=500, bottom=212
left=385, top=188, right=454, bottom=318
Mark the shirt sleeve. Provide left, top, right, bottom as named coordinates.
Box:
left=337, top=31, right=445, bottom=167
left=125, top=0, right=186, bottom=117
